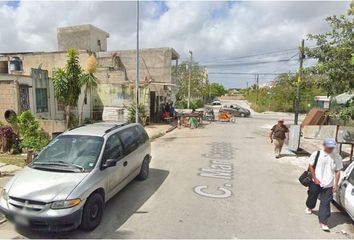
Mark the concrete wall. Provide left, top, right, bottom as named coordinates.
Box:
left=0, top=81, right=17, bottom=121
left=97, top=48, right=177, bottom=84
left=0, top=47, right=179, bottom=123
left=0, top=51, right=90, bottom=78
left=302, top=125, right=337, bottom=140
left=57, top=25, right=109, bottom=52
left=38, top=119, right=66, bottom=139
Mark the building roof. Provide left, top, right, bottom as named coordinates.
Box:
left=63, top=122, right=133, bottom=137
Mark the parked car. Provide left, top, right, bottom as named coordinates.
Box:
left=333, top=161, right=354, bottom=221
left=211, top=100, right=221, bottom=106
left=222, top=104, right=251, bottom=117
left=0, top=122, right=151, bottom=232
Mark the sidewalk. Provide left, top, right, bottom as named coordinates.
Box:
left=145, top=123, right=176, bottom=140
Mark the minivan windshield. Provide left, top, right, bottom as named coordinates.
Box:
left=32, top=135, right=104, bottom=172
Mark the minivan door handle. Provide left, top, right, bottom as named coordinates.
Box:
left=123, top=161, right=128, bottom=167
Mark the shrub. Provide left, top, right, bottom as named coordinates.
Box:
left=16, top=110, right=49, bottom=152
left=126, top=103, right=147, bottom=124
left=0, top=126, right=18, bottom=152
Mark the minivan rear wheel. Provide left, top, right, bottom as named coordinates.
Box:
left=137, top=158, right=150, bottom=181
left=80, top=193, right=104, bottom=231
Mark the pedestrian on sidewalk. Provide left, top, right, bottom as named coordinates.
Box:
left=269, top=119, right=289, bottom=158
left=305, top=138, right=343, bottom=232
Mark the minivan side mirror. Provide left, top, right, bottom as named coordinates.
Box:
left=102, top=159, right=117, bottom=169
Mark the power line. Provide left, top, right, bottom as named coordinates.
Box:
left=202, top=48, right=298, bottom=64
left=205, top=57, right=299, bottom=67
left=208, top=72, right=296, bottom=75
left=201, top=45, right=318, bottom=64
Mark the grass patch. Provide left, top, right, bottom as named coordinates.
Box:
left=0, top=154, right=26, bottom=167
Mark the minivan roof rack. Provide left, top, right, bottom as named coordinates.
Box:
left=104, top=123, right=129, bottom=134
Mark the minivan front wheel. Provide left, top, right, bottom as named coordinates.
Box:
left=137, top=158, right=150, bottom=181
left=80, top=193, right=104, bottom=231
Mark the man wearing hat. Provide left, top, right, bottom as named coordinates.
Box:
left=305, top=138, right=343, bottom=232
left=269, top=119, right=289, bottom=158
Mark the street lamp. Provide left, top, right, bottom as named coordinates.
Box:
left=187, top=50, right=193, bottom=109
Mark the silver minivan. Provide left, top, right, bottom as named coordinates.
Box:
left=0, top=122, right=151, bottom=232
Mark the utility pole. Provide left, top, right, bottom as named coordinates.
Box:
left=187, top=50, right=193, bottom=109
left=135, top=0, right=140, bottom=123
left=256, top=74, right=259, bottom=104
left=294, top=39, right=305, bottom=125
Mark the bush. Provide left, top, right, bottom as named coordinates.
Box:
left=0, top=126, right=18, bottom=152
left=16, top=110, right=49, bottom=152
left=126, top=103, right=147, bottom=125
left=175, top=100, right=187, bottom=109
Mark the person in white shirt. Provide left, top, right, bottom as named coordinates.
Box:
left=305, top=138, right=343, bottom=232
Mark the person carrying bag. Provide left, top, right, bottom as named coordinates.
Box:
left=299, top=151, right=320, bottom=187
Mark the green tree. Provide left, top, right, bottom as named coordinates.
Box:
left=245, top=73, right=326, bottom=113
left=305, top=2, right=354, bottom=95
left=173, top=62, right=209, bottom=106
left=52, top=49, right=83, bottom=128
left=209, top=83, right=227, bottom=99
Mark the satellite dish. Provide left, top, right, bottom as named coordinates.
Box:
left=4, top=109, right=17, bottom=123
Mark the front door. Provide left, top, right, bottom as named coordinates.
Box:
left=101, top=133, right=126, bottom=196
left=19, top=85, right=30, bottom=113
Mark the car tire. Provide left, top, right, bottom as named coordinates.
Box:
left=137, top=158, right=150, bottom=181
left=80, top=193, right=104, bottom=231
left=240, top=113, right=245, bottom=117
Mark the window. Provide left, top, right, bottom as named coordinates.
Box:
left=34, top=135, right=103, bottom=171
left=119, top=127, right=140, bottom=155
left=348, top=168, right=354, bottom=186
left=35, top=88, right=48, bottom=113
left=102, top=133, right=124, bottom=163
left=135, top=125, right=149, bottom=145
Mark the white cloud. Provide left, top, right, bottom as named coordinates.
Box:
left=0, top=0, right=351, bottom=87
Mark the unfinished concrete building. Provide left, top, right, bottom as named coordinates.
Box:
left=0, top=24, right=180, bottom=137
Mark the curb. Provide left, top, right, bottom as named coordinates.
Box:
left=0, top=215, right=6, bottom=225
left=150, top=124, right=177, bottom=141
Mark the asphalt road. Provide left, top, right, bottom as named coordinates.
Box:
left=1, top=101, right=353, bottom=239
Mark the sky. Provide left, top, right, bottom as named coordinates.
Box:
left=0, top=0, right=351, bottom=88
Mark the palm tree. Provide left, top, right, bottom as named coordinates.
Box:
left=52, top=49, right=82, bottom=128
left=79, top=72, right=97, bottom=124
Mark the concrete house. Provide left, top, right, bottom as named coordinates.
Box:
left=0, top=24, right=180, bottom=137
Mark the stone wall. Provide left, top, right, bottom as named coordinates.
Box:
left=0, top=81, right=17, bottom=121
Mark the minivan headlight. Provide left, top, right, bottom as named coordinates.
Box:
left=0, top=189, right=9, bottom=201
left=51, top=198, right=81, bottom=209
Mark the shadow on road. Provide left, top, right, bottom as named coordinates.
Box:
left=17, top=168, right=169, bottom=239
left=312, top=208, right=353, bottom=228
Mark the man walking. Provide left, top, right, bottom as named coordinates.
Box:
left=269, top=119, right=289, bottom=158
left=305, top=138, right=343, bottom=232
